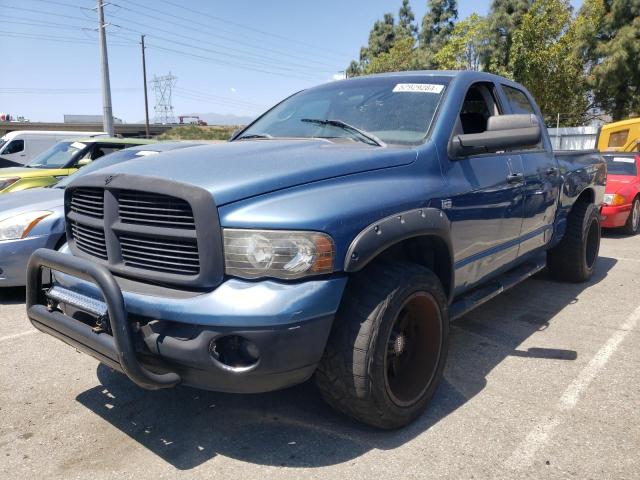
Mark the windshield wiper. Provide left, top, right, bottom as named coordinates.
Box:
left=300, top=118, right=385, bottom=147
left=235, top=133, right=274, bottom=140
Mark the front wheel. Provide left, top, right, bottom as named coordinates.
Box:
left=548, top=201, right=600, bottom=282
left=315, top=262, right=449, bottom=429
left=622, top=197, right=640, bottom=235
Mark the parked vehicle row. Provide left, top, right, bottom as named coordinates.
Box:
left=20, top=71, right=608, bottom=429
left=0, top=130, right=105, bottom=167
left=0, top=137, right=154, bottom=194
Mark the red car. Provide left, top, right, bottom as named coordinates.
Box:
left=601, top=153, right=640, bottom=234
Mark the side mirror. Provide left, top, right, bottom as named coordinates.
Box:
left=450, top=114, right=542, bottom=157
left=77, top=158, right=92, bottom=167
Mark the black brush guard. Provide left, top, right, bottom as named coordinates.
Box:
left=26, top=248, right=180, bottom=390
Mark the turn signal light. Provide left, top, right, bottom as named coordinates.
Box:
left=603, top=193, right=626, bottom=206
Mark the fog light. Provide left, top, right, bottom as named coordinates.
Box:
left=209, top=335, right=260, bottom=370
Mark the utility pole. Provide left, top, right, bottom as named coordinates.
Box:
left=141, top=35, right=150, bottom=138
left=97, top=0, right=114, bottom=136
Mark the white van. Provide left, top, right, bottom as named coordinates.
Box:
left=0, top=130, right=106, bottom=167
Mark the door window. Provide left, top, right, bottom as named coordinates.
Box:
left=458, top=83, right=501, bottom=135
left=3, top=139, right=24, bottom=154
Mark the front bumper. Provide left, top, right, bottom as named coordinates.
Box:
left=0, top=234, right=63, bottom=287
left=26, top=249, right=347, bottom=393
left=601, top=204, right=632, bottom=228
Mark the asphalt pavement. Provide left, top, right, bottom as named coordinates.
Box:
left=1, top=233, right=638, bottom=479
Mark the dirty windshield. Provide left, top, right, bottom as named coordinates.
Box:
left=237, top=76, right=448, bottom=146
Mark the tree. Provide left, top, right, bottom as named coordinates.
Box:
left=433, top=13, right=490, bottom=70
left=365, top=37, right=420, bottom=74
left=346, top=2, right=420, bottom=77
left=347, top=12, right=397, bottom=75
left=419, top=0, right=458, bottom=67
left=398, top=0, right=419, bottom=39
left=485, top=0, right=532, bottom=74
left=509, top=0, right=589, bottom=125
left=579, top=0, right=640, bottom=120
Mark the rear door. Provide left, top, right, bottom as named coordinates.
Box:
left=500, top=84, right=560, bottom=255
left=444, top=81, right=526, bottom=292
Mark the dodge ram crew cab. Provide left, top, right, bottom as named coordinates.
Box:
left=26, top=71, right=606, bottom=429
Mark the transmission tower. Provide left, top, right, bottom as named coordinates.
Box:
left=151, top=73, right=177, bottom=124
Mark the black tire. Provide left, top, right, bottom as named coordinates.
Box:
left=547, top=201, right=600, bottom=282
left=315, top=261, right=449, bottom=429
left=622, top=197, right=640, bottom=235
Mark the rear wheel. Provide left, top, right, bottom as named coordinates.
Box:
left=622, top=197, right=640, bottom=235
left=547, top=201, right=600, bottom=282
left=315, top=262, right=449, bottom=429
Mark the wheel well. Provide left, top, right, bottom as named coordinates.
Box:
left=369, top=235, right=453, bottom=299
left=576, top=188, right=595, bottom=205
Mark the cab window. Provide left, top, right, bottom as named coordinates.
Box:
left=608, top=130, right=629, bottom=148
left=4, top=139, right=24, bottom=154
left=503, top=85, right=535, bottom=114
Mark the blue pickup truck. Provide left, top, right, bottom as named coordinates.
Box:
left=26, top=71, right=605, bottom=429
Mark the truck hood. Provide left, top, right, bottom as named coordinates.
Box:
left=0, top=187, right=64, bottom=219
left=89, top=139, right=418, bottom=205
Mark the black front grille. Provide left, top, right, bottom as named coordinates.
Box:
left=69, top=188, right=104, bottom=219
left=119, top=234, right=200, bottom=275
left=65, top=180, right=222, bottom=288
left=118, top=191, right=195, bottom=229
left=70, top=221, right=108, bottom=260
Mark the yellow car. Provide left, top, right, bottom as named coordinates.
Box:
left=597, top=117, right=640, bottom=152
left=0, top=137, right=155, bottom=193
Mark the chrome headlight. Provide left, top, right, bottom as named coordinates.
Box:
left=223, top=229, right=335, bottom=280
left=0, top=210, right=52, bottom=241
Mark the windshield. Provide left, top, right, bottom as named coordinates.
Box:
left=237, top=76, right=448, bottom=146
left=0, top=137, right=8, bottom=152
left=27, top=141, right=86, bottom=169
left=605, top=155, right=638, bottom=176
left=56, top=149, right=159, bottom=188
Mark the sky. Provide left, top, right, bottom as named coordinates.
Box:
left=0, top=0, right=583, bottom=123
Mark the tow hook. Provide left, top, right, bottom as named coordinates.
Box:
left=92, top=315, right=111, bottom=335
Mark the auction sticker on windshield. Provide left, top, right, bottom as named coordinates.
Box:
left=69, top=142, right=87, bottom=150
left=613, top=157, right=635, bottom=163
left=393, top=83, right=444, bottom=94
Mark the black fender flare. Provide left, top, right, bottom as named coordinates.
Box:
left=343, top=207, right=454, bottom=297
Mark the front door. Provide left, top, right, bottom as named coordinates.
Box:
left=442, top=82, right=525, bottom=294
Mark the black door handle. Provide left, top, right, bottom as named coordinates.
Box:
left=507, top=172, right=524, bottom=184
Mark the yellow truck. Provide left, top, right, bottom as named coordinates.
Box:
left=0, top=137, right=155, bottom=194
left=597, top=118, right=640, bottom=152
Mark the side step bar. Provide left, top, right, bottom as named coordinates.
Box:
left=26, top=248, right=181, bottom=390
left=450, top=254, right=547, bottom=321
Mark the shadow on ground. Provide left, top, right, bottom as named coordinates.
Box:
left=75, top=258, right=617, bottom=470
left=0, top=287, right=26, bottom=306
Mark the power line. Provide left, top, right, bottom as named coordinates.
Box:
left=0, top=30, right=135, bottom=47
left=114, top=0, right=344, bottom=69
left=0, top=87, right=139, bottom=93
left=155, top=0, right=352, bottom=58
left=105, top=14, right=335, bottom=76
left=15, top=0, right=345, bottom=70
